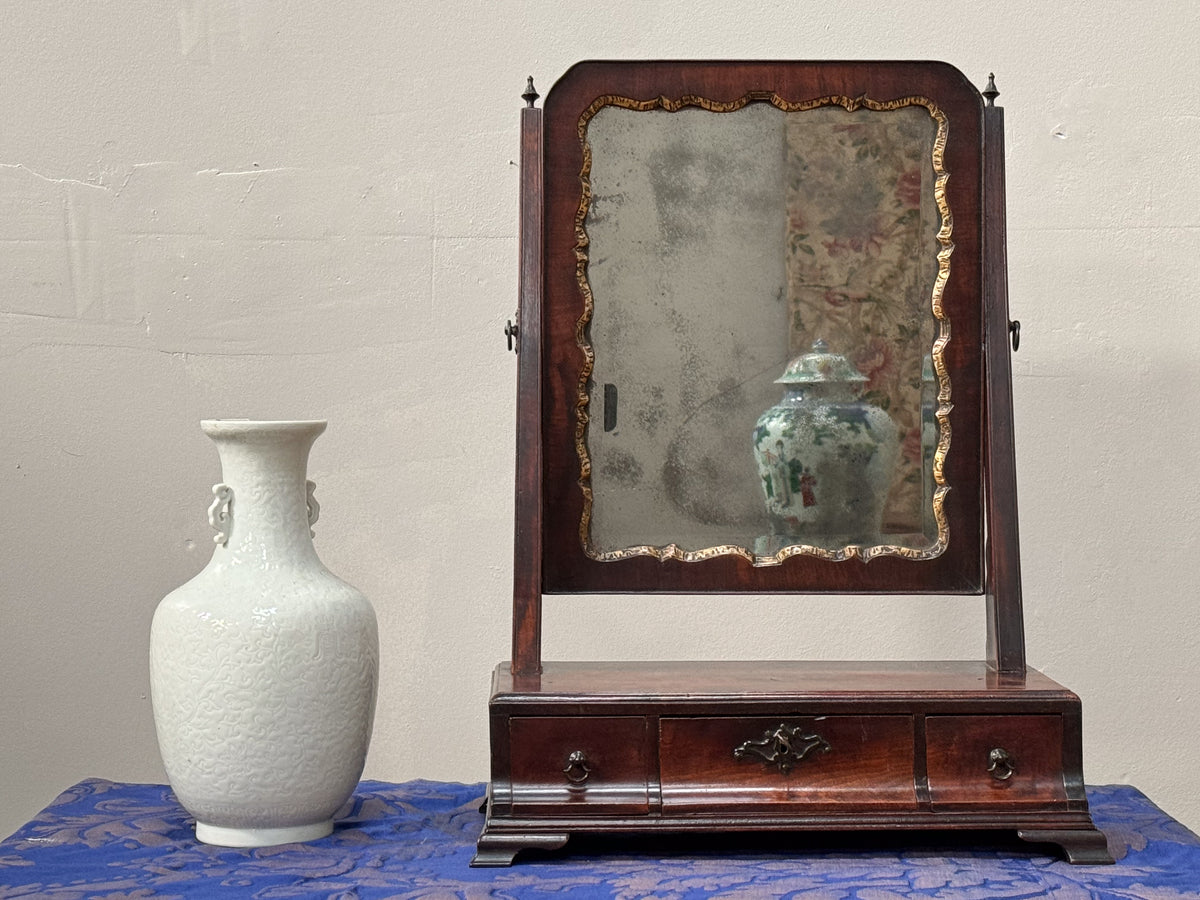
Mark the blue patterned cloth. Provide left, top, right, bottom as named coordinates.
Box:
left=2, top=780, right=1198, bottom=898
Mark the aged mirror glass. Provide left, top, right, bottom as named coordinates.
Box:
left=579, top=98, right=950, bottom=564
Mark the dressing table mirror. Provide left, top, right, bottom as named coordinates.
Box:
left=474, top=60, right=1110, bottom=866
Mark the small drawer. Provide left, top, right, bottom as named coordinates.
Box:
left=508, top=716, right=650, bottom=815
left=926, top=714, right=1068, bottom=808
left=660, top=716, right=917, bottom=811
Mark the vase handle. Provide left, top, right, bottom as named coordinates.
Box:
left=306, top=480, right=320, bottom=537
left=208, top=484, right=233, bottom=546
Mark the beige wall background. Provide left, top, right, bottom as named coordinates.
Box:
left=2, top=1, right=1198, bottom=842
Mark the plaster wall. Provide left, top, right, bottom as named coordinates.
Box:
left=2, top=1, right=1198, bottom=842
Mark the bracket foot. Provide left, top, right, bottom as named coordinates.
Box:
left=1017, top=827, right=1114, bottom=865
left=471, top=830, right=570, bottom=867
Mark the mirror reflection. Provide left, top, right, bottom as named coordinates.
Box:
left=580, top=98, right=949, bottom=564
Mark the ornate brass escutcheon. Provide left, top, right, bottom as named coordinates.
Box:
left=563, top=750, right=591, bottom=786
left=987, top=746, right=1016, bottom=781
left=734, top=723, right=831, bottom=774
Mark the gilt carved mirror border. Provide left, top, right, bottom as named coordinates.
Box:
left=576, top=92, right=952, bottom=566
left=539, top=62, right=984, bottom=595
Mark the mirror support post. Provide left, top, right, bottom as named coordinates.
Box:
left=982, top=81, right=1028, bottom=678
left=511, top=81, right=544, bottom=676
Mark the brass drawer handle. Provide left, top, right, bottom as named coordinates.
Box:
left=734, top=723, right=831, bottom=774
left=563, top=750, right=591, bottom=785
left=988, top=747, right=1016, bottom=781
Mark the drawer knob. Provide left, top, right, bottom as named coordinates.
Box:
left=987, top=746, right=1016, bottom=781
left=563, top=750, right=592, bottom=785
left=734, top=723, right=831, bottom=775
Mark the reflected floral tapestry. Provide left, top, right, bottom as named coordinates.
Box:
left=785, top=105, right=942, bottom=535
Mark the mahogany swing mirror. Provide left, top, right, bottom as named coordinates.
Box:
left=474, top=60, right=1110, bottom=867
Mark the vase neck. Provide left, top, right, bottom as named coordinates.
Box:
left=781, top=383, right=856, bottom=405
left=202, top=421, right=326, bottom=563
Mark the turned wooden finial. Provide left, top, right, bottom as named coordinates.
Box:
left=983, top=72, right=999, bottom=107
left=522, top=76, right=539, bottom=108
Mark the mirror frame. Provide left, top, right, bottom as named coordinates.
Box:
left=536, top=60, right=984, bottom=595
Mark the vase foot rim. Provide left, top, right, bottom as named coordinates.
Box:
left=195, top=819, right=333, bottom=846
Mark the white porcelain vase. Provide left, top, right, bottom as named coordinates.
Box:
left=150, top=419, right=378, bottom=847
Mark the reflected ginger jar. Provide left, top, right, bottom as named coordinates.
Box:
left=752, top=340, right=899, bottom=545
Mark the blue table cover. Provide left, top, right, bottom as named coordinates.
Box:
left=2, top=780, right=1198, bottom=898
